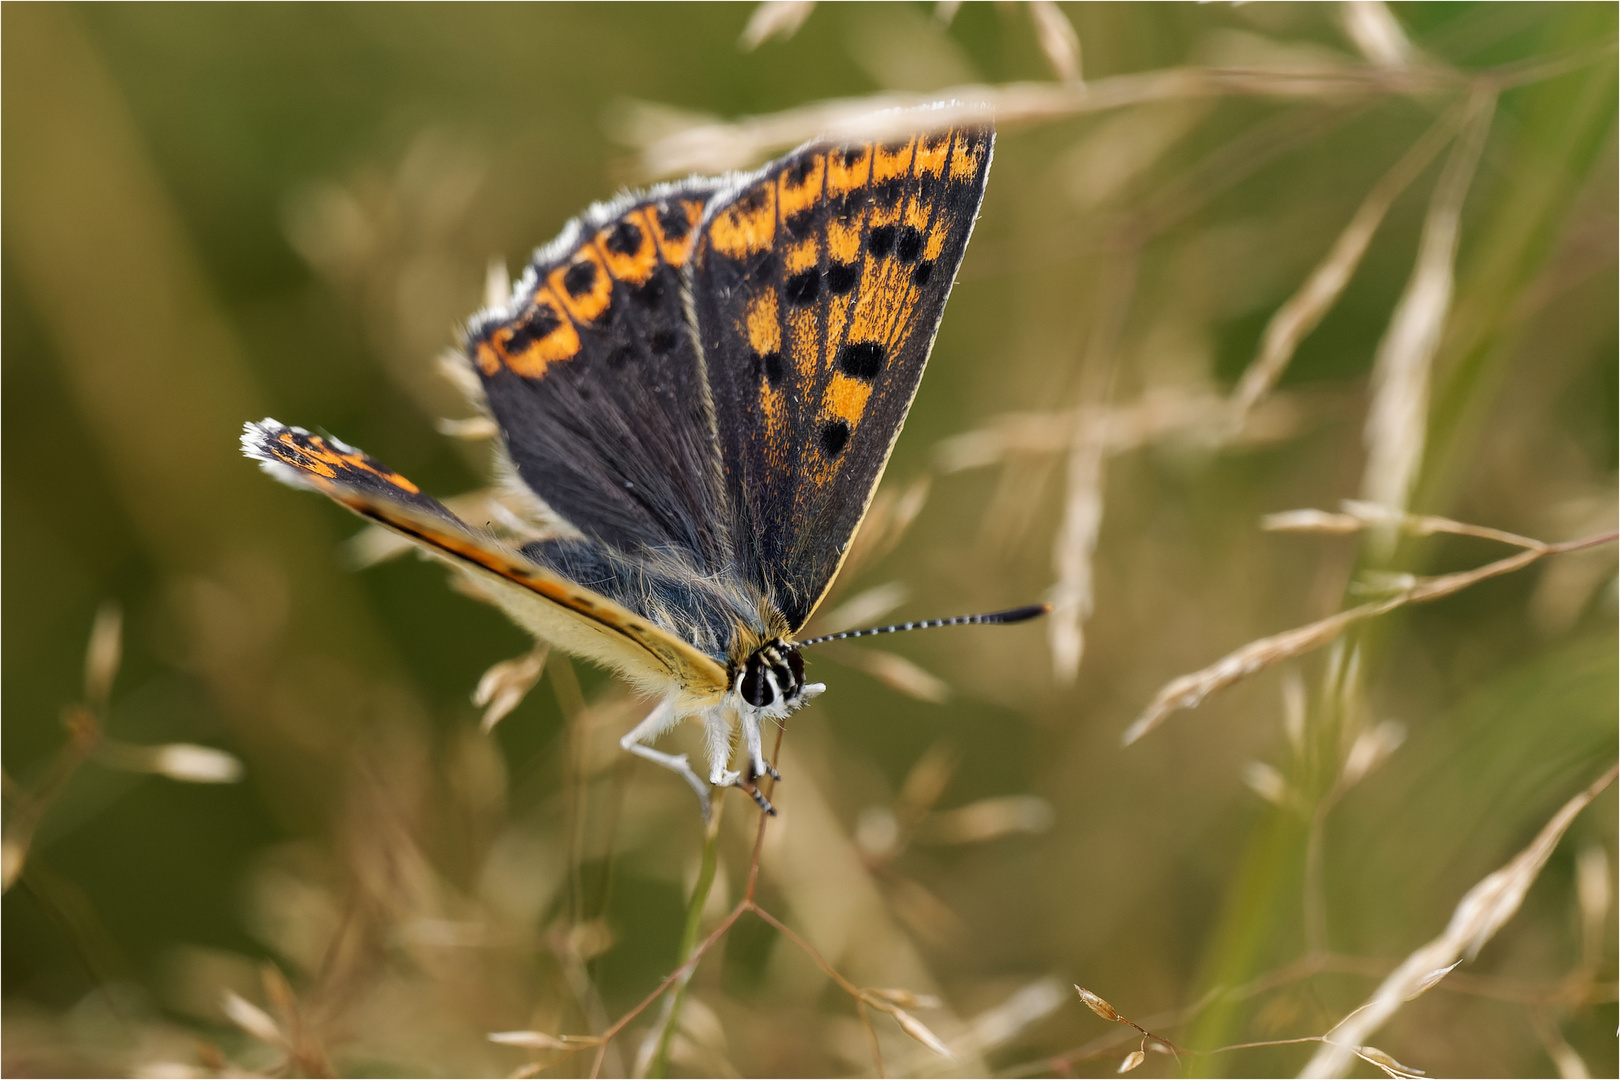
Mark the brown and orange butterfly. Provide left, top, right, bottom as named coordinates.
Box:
left=244, top=119, right=1042, bottom=816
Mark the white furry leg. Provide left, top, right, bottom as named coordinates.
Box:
left=739, top=709, right=780, bottom=782
left=702, top=707, right=741, bottom=789
left=620, top=696, right=711, bottom=818
left=705, top=707, right=776, bottom=816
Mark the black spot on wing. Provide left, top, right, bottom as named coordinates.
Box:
left=656, top=204, right=690, bottom=241
left=868, top=225, right=896, bottom=258
left=819, top=419, right=850, bottom=458
left=784, top=209, right=817, bottom=239
left=649, top=328, right=677, bottom=354
left=785, top=156, right=816, bottom=186
left=506, top=305, right=562, bottom=353
left=837, top=341, right=884, bottom=380
left=751, top=351, right=785, bottom=387
left=911, top=260, right=934, bottom=287
left=785, top=268, right=820, bottom=306
left=604, top=221, right=642, bottom=255
left=827, top=262, right=860, bottom=295
left=895, top=226, right=924, bottom=263
left=563, top=260, right=597, bottom=297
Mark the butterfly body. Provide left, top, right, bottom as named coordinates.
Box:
left=245, top=120, right=995, bottom=815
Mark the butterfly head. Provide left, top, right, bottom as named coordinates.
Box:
left=734, top=639, right=825, bottom=721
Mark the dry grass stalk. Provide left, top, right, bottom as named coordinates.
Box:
left=1297, top=762, right=1619, bottom=1078
left=1228, top=107, right=1465, bottom=420
left=936, top=389, right=1305, bottom=473
left=1125, top=528, right=1618, bottom=744
left=1263, top=499, right=1548, bottom=549
left=1359, top=91, right=1495, bottom=524
left=1530, top=1010, right=1592, bottom=1080
left=1027, top=0, right=1083, bottom=83
left=1048, top=420, right=1105, bottom=682
left=625, top=65, right=1459, bottom=178
left=1048, top=252, right=1134, bottom=683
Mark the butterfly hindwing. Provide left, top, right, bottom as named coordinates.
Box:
left=465, top=186, right=732, bottom=569
left=241, top=420, right=729, bottom=698
left=692, top=126, right=994, bottom=631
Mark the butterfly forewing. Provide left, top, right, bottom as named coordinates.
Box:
left=242, top=420, right=730, bottom=697
left=692, top=126, right=994, bottom=631
left=465, top=186, right=733, bottom=568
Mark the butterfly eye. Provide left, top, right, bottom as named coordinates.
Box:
left=739, top=658, right=774, bottom=708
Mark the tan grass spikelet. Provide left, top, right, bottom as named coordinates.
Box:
left=1298, top=763, right=1618, bottom=1077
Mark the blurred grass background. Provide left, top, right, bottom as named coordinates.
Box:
left=2, top=3, right=1615, bottom=1077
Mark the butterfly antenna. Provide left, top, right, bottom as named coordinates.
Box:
left=797, top=603, right=1051, bottom=648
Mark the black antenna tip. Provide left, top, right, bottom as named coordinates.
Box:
left=990, top=603, right=1052, bottom=624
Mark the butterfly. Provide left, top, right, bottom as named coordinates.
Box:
left=243, top=120, right=1043, bottom=817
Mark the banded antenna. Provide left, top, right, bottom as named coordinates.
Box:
left=796, top=603, right=1051, bottom=648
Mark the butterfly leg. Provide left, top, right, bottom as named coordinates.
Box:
left=621, top=697, right=713, bottom=817
left=729, top=710, right=777, bottom=815
left=740, top=710, right=781, bottom=782
left=703, top=708, right=776, bottom=816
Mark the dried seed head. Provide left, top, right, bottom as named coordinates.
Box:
left=1243, top=761, right=1290, bottom=807
left=1118, top=1049, right=1146, bottom=1073
left=922, top=795, right=1055, bottom=844
left=1282, top=669, right=1307, bottom=755
left=888, top=1005, right=953, bottom=1058
left=83, top=602, right=123, bottom=708
left=1342, top=721, right=1405, bottom=788
left=738, top=0, right=815, bottom=51
left=1262, top=509, right=1365, bottom=534
left=855, top=806, right=901, bottom=860
left=1, top=840, right=25, bottom=893
left=1028, top=0, right=1083, bottom=82
left=154, top=744, right=244, bottom=783
left=1353, top=1043, right=1424, bottom=1078
left=1075, top=986, right=1121, bottom=1022
left=488, top=1031, right=569, bottom=1050
left=847, top=648, right=951, bottom=703
left=1403, top=959, right=1460, bottom=1001
left=222, top=992, right=287, bottom=1048
left=473, top=646, right=550, bottom=732
left=1576, top=843, right=1610, bottom=961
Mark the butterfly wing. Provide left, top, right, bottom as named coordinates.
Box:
left=242, top=420, right=729, bottom=699
left=465, top=185, right=733, bottom=570
left=691, top=126, right=994, bottom=631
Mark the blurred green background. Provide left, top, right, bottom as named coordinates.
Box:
left=3, top=3, right=1615, bottom=1076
